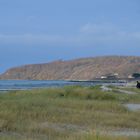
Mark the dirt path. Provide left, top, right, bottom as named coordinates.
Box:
left=116, top=89, right=138, bottom=94
left=101, top=85, right=138, bottom=94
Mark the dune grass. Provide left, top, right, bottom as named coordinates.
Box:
left=0, top=85, right=140, bottom=140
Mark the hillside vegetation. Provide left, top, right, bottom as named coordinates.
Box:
left=0, top=56, right=140, bottom=80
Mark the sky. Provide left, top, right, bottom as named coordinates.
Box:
left=0, top=0, right=140, bottom=73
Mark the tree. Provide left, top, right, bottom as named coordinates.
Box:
left=132, top=73, right=140, bottom=78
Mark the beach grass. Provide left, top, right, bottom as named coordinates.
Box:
left=0, top=85, right=140, bottom=140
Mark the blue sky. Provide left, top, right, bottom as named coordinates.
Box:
left=0, top=0, right=140, bottom=73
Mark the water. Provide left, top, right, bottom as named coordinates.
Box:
left=125, top=104, right=140, bottom=111
left=0, top=80, right=97, bottom=91
left=0, top=80, right=127, bottom=91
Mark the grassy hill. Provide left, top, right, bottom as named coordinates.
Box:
left=0, top=56, right=140, bottom=80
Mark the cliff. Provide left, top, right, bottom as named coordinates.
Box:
left=0, top=56, right=140, bottom=80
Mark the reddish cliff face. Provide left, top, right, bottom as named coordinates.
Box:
left=0, top=56, right=140, bottom=80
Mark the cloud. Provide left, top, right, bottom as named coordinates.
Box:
left=0, top=34, right=85, bottom=46
left=0, top=34, right=67, bottom=45
left=80, top=23, right=117, bottom=34
left=0, top=23, right=140, bottom=47
left=80, top=23, right=140, bottom=43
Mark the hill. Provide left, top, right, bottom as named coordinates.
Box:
left=0, top=56, right=140, bottom=80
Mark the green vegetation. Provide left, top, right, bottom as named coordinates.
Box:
left=132, top=73, right=140, bottom=78
left=0, top=85, right=140, bottom=140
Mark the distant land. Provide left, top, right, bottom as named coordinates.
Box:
left=0, top=56, right=140, bottom=80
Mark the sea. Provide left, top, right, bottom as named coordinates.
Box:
left=0, top=80, right=126, bottom=91
left=0, top=80, right=93, bottom=91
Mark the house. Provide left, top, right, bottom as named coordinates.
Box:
left=101, top=76, right=107, bottom=79
left=100, top=73, right=119, bottom=79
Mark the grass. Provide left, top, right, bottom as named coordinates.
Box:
left=0, top=85, right=140, bottom=140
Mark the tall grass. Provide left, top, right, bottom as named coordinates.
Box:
left=0, top=85, right=140, bottom=140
